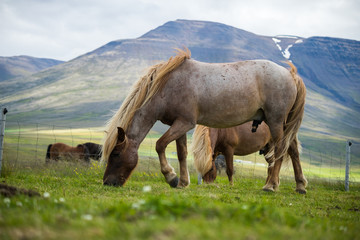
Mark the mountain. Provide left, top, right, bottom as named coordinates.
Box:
left=0, top=55, right=64, bottom=82
left=1, top=19, right=359, bottom=142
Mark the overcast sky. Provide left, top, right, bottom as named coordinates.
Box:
left=1, top=0, right=359, bottom=61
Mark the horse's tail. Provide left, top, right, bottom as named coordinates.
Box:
left=45, top=144, right=52, bottom=163
left=275, top=62, right=306, bottom=163
left=191, top=125, right=213, bottom=176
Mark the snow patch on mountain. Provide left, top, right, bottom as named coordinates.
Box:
left=272, top=37, right=303, bottom=60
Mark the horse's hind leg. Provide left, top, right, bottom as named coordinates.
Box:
left=176, top=134, right=190, bottom=187
left=156, top=119, right=194, bottom=188
left=263, top=156, right=282, bottom=192
left=262, top=121, right=285, bottom=192
left=288, top=139, right=307, bottom=194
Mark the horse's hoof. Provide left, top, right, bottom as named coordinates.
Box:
left=296, top=188, right=307, bottom=194
left=169, top=176, right=179, bottom=188
left=262, top=187, right=275, bottom=192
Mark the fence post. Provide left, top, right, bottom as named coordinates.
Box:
left=0, top=108, right=8, bottom=176
left=345, top=140, right=352, bottom=191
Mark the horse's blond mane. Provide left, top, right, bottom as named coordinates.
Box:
left=191, top=125, right=213, bottom=176
left=101, top=48, right=191, bottom=162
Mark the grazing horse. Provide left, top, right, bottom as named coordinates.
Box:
left=101, top=48, right=306, bottom=188
left=45, top=143, right=90, bottom=163
left=192, top=122, right=308, bottom=193
left=83, top=142, right=102, bottom=160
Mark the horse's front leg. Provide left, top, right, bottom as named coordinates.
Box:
left=156, top=119, right=194, bottom=188
left=224, top=147, right=234, bottom=185
left=176, top=134, right=190, bottom=187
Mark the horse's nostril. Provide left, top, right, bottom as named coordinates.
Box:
left=103, top=175, right=119, bottom=186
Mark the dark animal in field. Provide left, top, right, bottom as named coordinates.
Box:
left=101, top=48, right=306, bottom=188
left=192, top=122, right=307, bottom=193
left=45, top=143, right=90, bottom=163
left=83, top=142, right=102, bottom=160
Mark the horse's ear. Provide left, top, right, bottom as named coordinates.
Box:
left=117, top=127, right=126, bottom=143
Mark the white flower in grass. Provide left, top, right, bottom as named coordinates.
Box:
left=142, top=185, right=151, bottom=192
left=82, top=214, right=93, bottom=221
left=132, top=199, right=146, bottom=209
left=3, top=198, right=10, bottom=204
left=16, top=201, right=23, bottom=207
left=43, top=192, right=50, bottom=198
left=59, top=198, right=65, bottom=203
left=289, top=203, right=293, bottom=206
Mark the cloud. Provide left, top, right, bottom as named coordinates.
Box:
left=0, top=0, right=359, bottom=61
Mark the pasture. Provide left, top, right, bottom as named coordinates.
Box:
left=1, top=127, right=360, bottom=239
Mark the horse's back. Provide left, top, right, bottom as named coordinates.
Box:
left=168, top=59, right=296, bottom=128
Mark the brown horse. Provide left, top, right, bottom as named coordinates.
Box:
left=83, top=142, right=102, bottom=160
left=192, top=122, right=308, bottom=193
left=101, top=48, right=306, bottom=188
left=45, top=143, right=90, bottom=163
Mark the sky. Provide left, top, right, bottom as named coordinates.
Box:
left=0, top=0, right=359, bottom=61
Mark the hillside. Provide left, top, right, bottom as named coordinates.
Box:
left=0, top=55, right=64, bottom=82
left=0, top=19, right=359, bottom=142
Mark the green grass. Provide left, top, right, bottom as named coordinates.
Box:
left=1, top=159, right=360, bottom=240
left=1, top=127, right=360, bottom=239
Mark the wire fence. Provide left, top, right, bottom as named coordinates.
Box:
left=1, top=120, right=360, bottom=188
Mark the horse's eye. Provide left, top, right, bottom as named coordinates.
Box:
left=111, top=152, right=121, bottom=157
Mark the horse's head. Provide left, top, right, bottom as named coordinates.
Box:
left=103, top=127, right=138, bottom=187
left=202, top=159, right=217, bottom=183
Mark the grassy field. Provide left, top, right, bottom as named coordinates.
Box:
left=1, top=127, right=360, bottom=239
left=1, top=159, right=360, bottom=240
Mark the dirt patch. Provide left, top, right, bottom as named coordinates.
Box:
left=0, top=183, right=40, bottom=197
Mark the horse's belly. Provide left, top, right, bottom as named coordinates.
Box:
left=197, top=89, right=262, bottom=128
left=197, top=103, right=259, bottom=128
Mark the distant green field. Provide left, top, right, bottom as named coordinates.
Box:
left=2, top=127, right=360, bottom=183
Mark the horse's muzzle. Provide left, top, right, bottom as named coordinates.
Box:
left=103, top=175, right=123, bottom=187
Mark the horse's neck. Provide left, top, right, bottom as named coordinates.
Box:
left=126, top=106, right=158, bottom=147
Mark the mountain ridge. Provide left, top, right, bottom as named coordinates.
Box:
left=0, top=55, right=64, bottom=82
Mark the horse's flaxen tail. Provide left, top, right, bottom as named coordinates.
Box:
left=275, top=63, right=306, bottom=163
left=45, top=144, right=52, bottom=163
left=191, top=125, right=213, bottom=176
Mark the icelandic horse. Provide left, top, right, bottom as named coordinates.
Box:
left=101, top=48, right=306, bottom=189
left=192, top=122, right=308, bottom=193
left=45, top=143, right=90, bottom=163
